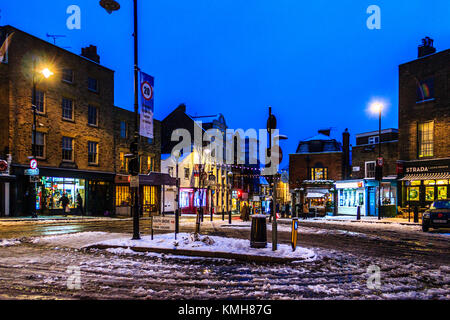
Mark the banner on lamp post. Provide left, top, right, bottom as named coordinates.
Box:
left=139, top=71, right=154, bottom=140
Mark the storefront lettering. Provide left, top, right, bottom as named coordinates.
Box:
left=406, top=167, right=429, bottom=173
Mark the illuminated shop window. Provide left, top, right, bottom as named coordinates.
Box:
left=407, top=187, right=420, bottom=201
left=425, top=187, right=435, bottom=202
left=115, top=185, right=130, bottom=207
left=437, top=186, right=448, bottom=200
left=311, top=167, right=328, bottom=180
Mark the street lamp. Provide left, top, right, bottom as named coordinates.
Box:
left=100, top=0, right=141, bottom=240
left=370, top=101, right=384, bottom=220
left=30, top=61, right=54, bottom=218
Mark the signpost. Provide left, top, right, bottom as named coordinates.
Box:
left=150, top=216, right=176, bottom=240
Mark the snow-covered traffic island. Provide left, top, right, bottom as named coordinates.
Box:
left=86, top=233, right=317, bottom=263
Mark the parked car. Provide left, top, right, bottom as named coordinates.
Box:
left=422, top=200, right=450, bottom=232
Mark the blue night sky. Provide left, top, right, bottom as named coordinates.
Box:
left=1, top=0, right=449, bottom=166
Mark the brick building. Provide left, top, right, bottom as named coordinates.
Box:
left=397, top=37, right=450, bottom=208
left=0, top=25, right=115, bottom=216
left=113, top=106, right=174, bottom=216
left=289, top=129, right=350, bottom=216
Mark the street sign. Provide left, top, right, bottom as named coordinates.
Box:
left=377, top=157, right=384, bottom=167
left=130, top=176, right=139, bottom=188
left=30, top=159, right=38, bottom=170
left=0, top=160, right=7, bottom=172
left=152, top=216, right=175, bottom=231
left=25, top=168, right=39, bottom=176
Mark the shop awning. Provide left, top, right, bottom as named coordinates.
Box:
left=400, top=172, right=450, bottom=181
left=306, top=192, right=327, bottom=198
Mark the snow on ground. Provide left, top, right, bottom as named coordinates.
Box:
left=31, top=232, right=126, bottom=249
left=94, top=232, right=317, bottom=261
left=0, top=239, right=21, bottom=247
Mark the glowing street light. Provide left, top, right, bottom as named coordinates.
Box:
left=370, top=101, right=384, bottom=115
left=41, top=68, right=54, bottom=79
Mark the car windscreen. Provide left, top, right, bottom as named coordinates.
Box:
left=430, top=201, right=450, bottom=209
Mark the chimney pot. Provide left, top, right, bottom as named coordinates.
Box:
left=81, top=45, right=100, bottom=64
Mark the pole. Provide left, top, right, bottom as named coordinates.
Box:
left=378, top=109, right=382, bottom=220
left=31, top=59, right=37, bottom=219
left=132, top=0, right=140, bottom=240
left=269, top=106, right=277, bottom=251
left=228, top=173, right=232, bottom=224
left=175, top=159, right=179, bottom=239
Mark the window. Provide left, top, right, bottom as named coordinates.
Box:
left=418, top=121, right=434, bottom=158
left=184, top=168, right=190, bottom=179
left=62, top=69, right=74, bottom=83
left=62, top=98, right=73, bottom=120
left=88, top=142, right=98, bottom=164
left=140, top=155, right=154, bottom=173
left=365, top=161, right=376, bottom=178
left=368, top=136, right=379, bottom=144
left=311, top=167, right=328, bottom=180
left=88, top=77, right=98, bottom=92
left=119, top=152, right=128, bottom=172
left=417, top=78, right=434, bottom=102
left=120, top=121, right=127, bottom=138
left=88, top=105, right=98, bottom=126
left=34, top=90, right=45, bottom=113
left=32, top=132, right=45, bottom=158
left=115, top=185, right=130, bottom=207
left=62, top=137, right=74, bottom=161
left=168, top=167, right=174, bottom=177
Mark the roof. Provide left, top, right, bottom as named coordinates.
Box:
left=303, top=134, right=335, bottom=142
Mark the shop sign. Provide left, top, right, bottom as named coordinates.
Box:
left=152, top=217, right=175, bottom=231
left=130, top=176, right=139, bottom=188
left=404, top=160, right=450, bottom=174
left=335, top=181, right=363, bottom=189
left=25, top=168, right=39, bottom=176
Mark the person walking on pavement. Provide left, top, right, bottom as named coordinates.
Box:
left=60, top=193, right=70, bottom=216
left=76, top=192, right=84, bottom=216
left=302, top=201, right=309, bottom=220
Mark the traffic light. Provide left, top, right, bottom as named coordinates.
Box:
left=128, top=157, right=139, bottom=176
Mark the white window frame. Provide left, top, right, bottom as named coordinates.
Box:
left=365, top=161, right=376, bottom=178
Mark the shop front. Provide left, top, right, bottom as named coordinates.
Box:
left=178, top=188, right=208, bottom=215
left=115, top=173, right=176, bottom=217
left=13, top=165, right=114, bottom=216
left=336, top=180, right=365, bottom=216
left=399, top=159, right=450, bottom=210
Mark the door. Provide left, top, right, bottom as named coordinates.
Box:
left=367, top=187, right=377, bottom=216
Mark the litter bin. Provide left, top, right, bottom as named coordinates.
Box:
left=250, top=214, right=267, bottom=248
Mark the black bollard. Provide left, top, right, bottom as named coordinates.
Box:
left=356, top=205, right=361, bottom=221
left=414, top=206, right=419, bottom=223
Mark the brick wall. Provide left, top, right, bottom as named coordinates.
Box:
left=289, top=152, right=343, bottom=190
left=399, top=49, right=450, bottom=161
left=351, top=141, right=399, bottom=179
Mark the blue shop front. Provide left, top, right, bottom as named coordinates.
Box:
left=335, top=178, right=398, bottom=217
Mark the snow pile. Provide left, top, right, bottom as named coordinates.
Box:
left=0, top=239, right=21, bottom=247
left=94, top=233, right=317, bottom=261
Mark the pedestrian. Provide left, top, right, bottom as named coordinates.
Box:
left=60, top=193, right=70, bottom=216
left=76, top=192, right=84, bottom=216
left=302, top=201, right=309, bottom=220
left=286, top=203, right=290, bottom=218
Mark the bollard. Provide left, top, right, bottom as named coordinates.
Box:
left=356, top=205, right=361, bottom=221
left=414, top=206, right=419, bottom=223
left=291, top=218, right=299, bottom=252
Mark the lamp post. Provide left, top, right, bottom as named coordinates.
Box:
left=370, top=102, right=384, bottom=220
left=100, top=0, right=141, bottom=240
left=30, top=60, right=53, bottom=218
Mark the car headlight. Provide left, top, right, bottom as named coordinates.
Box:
left=423, top=212, right=430, bottom=218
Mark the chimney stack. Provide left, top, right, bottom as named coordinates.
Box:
left=342, top=128, right=350, bottom=179
left=81, top=45, right=100, bottom=64
left=418, top=37, right=436, bottom=58
left=318, top=128, right=331, bottom=137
